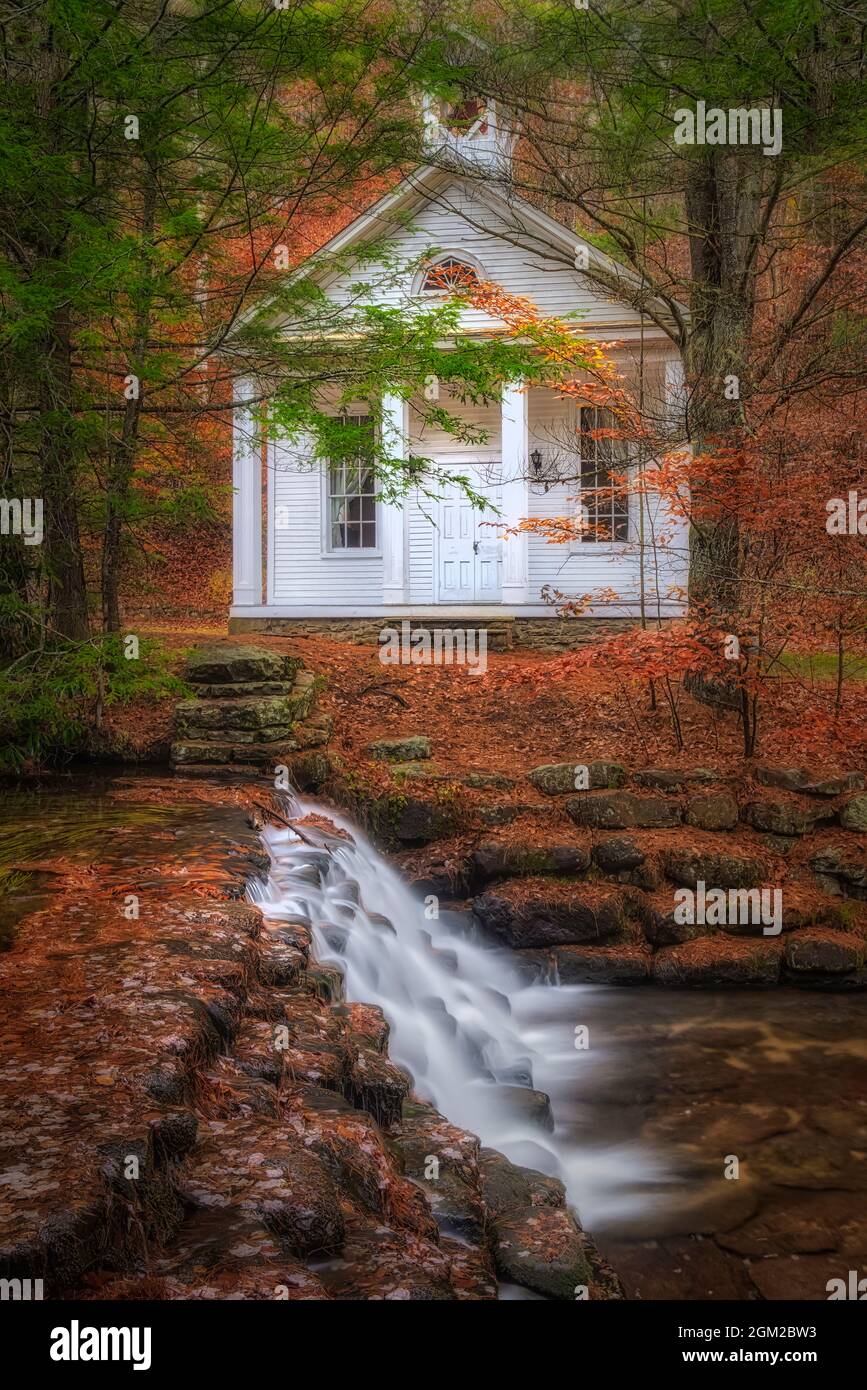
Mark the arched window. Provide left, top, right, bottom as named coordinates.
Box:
left=421, top=257, right=480, bottom=294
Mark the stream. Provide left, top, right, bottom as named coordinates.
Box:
left=253, top=794, right=669, bottom=1230
left=3, top=771, right=865, bottom=1299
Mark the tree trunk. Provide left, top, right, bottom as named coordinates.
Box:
left=684, top=150, right=764, bottom=617
left=101, top=171, right=157, bottom=632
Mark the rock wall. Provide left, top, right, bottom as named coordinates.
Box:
left=228, top=614, right=643, bottom=651
left=382, top=757, right=867, bottom=991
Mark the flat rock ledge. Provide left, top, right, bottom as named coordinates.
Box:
left=0, top=782, right=615, bottom=1302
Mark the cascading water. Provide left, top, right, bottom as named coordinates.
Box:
left=252, top=793, right=666, bottom=1226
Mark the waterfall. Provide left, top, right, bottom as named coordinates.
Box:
left=252, top=795, right=663, bottom=1225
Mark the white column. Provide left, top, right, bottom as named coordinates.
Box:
left=663, top=355, right=691, bottom=600
left=380, top=391, right=407, bottom=605
left=232, top=377, right=263, bottom=607
left=500, top=380, right=529, bottom=605
left=665, top=356, right=688, bottom=439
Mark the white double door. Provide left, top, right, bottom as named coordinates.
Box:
left=437, top=472, right=502, bottom=603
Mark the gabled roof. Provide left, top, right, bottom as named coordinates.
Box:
left=292, top=163, right=687, bottom=341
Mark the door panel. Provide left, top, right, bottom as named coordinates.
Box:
left=437, top=473, right=501, bottom=603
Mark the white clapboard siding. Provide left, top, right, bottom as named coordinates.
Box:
left=270, top=441, right=383, bottom=604
left=319, top=181, right=642, bottom=333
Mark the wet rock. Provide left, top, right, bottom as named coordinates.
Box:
left=743, top=797, right=836, bottom=836
left=755, top=765, right=864, bottom=797
left=440, top=1237, right=498, bottom=1299
left=592, top=836, right=645, bottom=872
left=783, top=929, right=867, bottom=986
left=634, top=767, right=718, bottom=791
left=491, top=1207, right=592, bottom=1300
left=566, top=791, right=681, bottom=830
left=553, top=943, right=651, bottom=984
left=373, top=793, right=459, bottom=845
left=685, top=792, right=739, bottom=831
left=319, top=1220, right=454, bottom=1300
left=718, top=1191, right=867, bottom=1259
left=643, top=896, right=714, bottom=947
left=283, top=1041, right=352, bottom=1093
left=257, top=940, right=305, bottom=987
left=339, top=1001, right=390, bottom=1055
left=346, top=1048, right=411, bottom=1128
left=181, top=1117, right=345, bottom=1257
left=602, top=1233, right=756, bottom=1301
left=652, top=937, right=782, bottom=987
left=748, top=1254, right=856, bottom=1301
left=527, top=759, right=627, bottom=795
left=811, top=844, right=867, bottom=886
left=478, top=803, right=555, bottom=826
left=369, top=735, right=431, bottom=762
left=749, top=1130, right=867, bottom=1191
left=478, top=1148, right=565, bottom=1222
left=186, top=644, right=293, bottom=685
left=153, top=1207, right=332, bottom=1300
left=150, top=1111, right=198, bottom=1163
left=304, top=963, right=344, bottom=1003
left=499, top=1085, right=555, bottom=1132
left=473, top=881, right=628, bottom=948
left=663, top=848, right=764, bottom=889
left=470, top=840, right=591, bottom=885
left=232, top=1021, right=286, bottom=1085
left=839, top=794, right=867, bottom=831
left=285, top=751, right=332, bottom=791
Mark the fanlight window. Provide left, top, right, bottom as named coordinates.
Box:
left=421, top=257, right=480, bottom=294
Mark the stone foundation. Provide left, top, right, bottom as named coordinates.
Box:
left=229, top=614, right=646, bottom=651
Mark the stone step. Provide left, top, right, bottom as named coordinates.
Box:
left=175, top=688, right=315, bottom=738
left=186, top=643, right=301, bottom=685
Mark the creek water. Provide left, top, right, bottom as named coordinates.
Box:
left=253, top=793, right=671, bottom=1228
left=4, top=773, right=864, bottom=1298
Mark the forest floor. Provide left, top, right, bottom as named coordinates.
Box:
left=110, top=620, right=867, bottom=782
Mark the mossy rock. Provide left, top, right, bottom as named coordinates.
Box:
left=527, top=759, right=627, bottom=795
left=369, top=736, right=431, bottom=762
left=186, top=644, right=296, bottom=684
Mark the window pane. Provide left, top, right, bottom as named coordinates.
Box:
left=328, top=416, right=376, bottom=548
